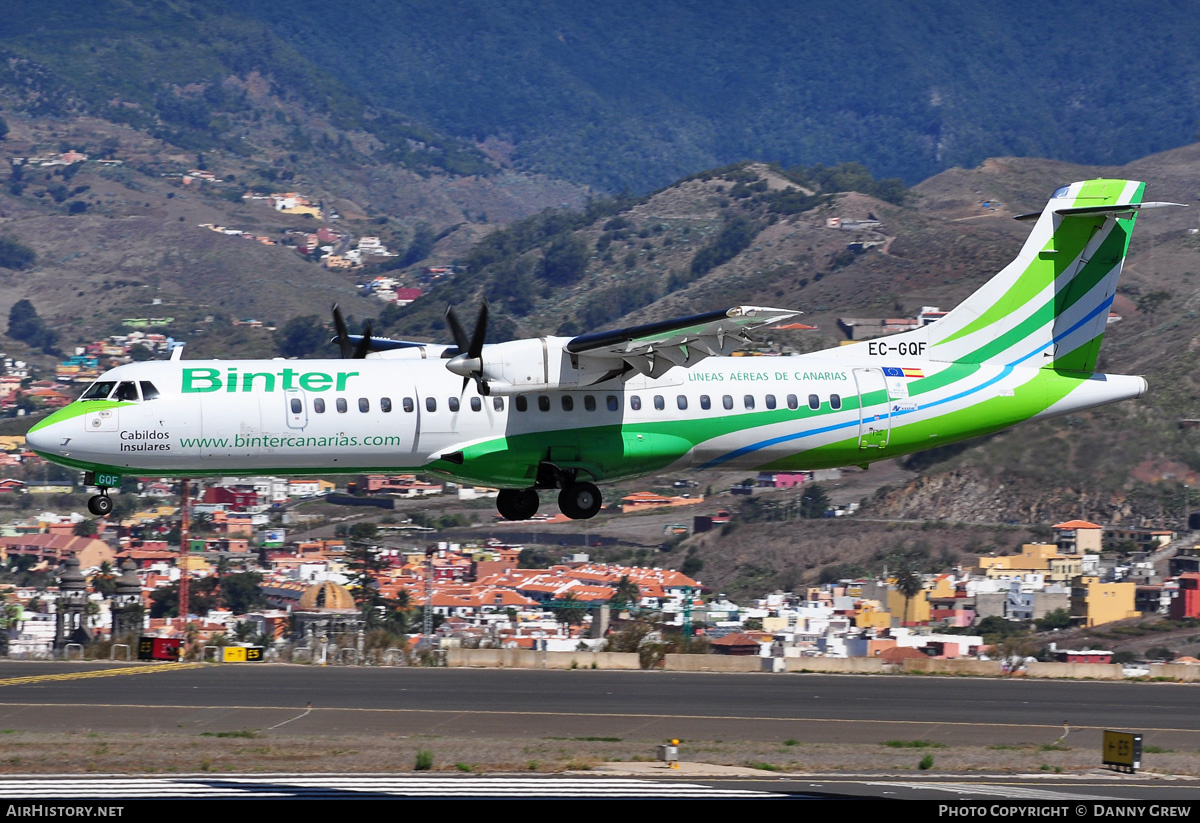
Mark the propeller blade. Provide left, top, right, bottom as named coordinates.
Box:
left=444, top=302, right=491, bottom=395
left=445, top=306, right=471, bottom=355
left=352, top=322, right=374, bottom=359
left=332, top=304, right=354, bottom=359
left=468, top=301, right=488, bottom=359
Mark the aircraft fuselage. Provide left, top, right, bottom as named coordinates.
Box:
left=25, top=354, right=1145, bottom=490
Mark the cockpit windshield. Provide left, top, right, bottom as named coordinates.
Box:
left=78, top=380, right=161, bottom=402
left=80, top=381, right=116, bottom=401
left=114, top=381, right=139, bottom=402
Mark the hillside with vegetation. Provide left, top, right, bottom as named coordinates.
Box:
left=209, top=0, right=1200, bottom=191
left=6, top=1, right=1200, bottom=195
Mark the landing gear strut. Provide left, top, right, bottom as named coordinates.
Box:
left=496, top=488, right=540, bottom=521
left=82, top=471, right=115, bottom=517
left=558, top=482, right=602, bottom=520
left=87, top=491, right=113, bottom=517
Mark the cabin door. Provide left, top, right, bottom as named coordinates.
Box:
left=852, top=367, right=891, bottom=449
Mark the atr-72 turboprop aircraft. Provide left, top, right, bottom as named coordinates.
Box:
left=25, top=179, right=1180, bottom=520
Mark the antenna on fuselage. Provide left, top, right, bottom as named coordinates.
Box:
left=170, top=344, right=184, bottom=361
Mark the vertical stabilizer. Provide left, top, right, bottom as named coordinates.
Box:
left=928, top=179, right=1143, bottom=372
left=827, top=179, right=1155, bottom=373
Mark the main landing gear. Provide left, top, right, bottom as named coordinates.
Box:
left=495, top=474, right=604, bottom=522
left=496, top=488, right=540, bottom=521
left=558, top=482, right=602, bottom=520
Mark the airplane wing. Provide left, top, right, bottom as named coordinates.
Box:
left=565, top=306, right=801, bottom=378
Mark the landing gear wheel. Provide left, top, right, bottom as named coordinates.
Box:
left=559, top=482, right=602, bottom=520
left=497, top=488, right=540, bottom=521
left=87, top=494, right=113, bottom=517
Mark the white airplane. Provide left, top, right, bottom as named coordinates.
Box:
left=25, top=179, right=1179, bottom=521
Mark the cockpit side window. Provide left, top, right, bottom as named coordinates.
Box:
left=114, top=382, right=140, bottom=402
left=139, top=381, right=161, bottom=401
left=80, top=382, right=116, bottom=401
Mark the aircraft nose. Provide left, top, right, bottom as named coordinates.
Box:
left=25, top=409, right=69, bottom=456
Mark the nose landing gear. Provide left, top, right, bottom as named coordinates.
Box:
left=87, top=490, right=113, bottom=517
left=82, top=471, right=115, bottom=517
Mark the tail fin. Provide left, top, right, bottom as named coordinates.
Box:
left=834, top=179, right=1171, bottom=372
left=929, top=179, right=1144, bottom=372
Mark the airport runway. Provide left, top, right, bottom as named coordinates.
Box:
left=0, top=661, right=1197, bottom=751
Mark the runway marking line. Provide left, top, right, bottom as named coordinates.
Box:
left=0, top=663, right=202, bottom=686
left=0, top=702, right=1197, bottom=736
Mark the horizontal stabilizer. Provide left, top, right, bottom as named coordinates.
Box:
left=1014, top=201, right=1186, bottom=221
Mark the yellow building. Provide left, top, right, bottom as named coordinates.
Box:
left=927, top=574, right=957, bottom=599
left=1070, top=575, right=1140, bottom=627
left=762, top=616, right=789, bottom=632
left=853, top=599, right=891, bottom=629
left=1052, top=519, right=1103, bottom=554
left=886, top=583, right=930, bottom=625
left=977, top=543, right=1081, bottom=582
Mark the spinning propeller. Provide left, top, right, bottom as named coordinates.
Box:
left=445, top=301, right=490, bottom=395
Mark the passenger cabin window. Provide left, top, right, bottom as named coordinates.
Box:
left=337, top=398, right=348, bottom=413
left=722, top=395, right=734, bottom=410
left=630, top=395, right=642, bottom=411
left=538, top=396, right=550, bottom=412
left=380, top=398, right=392, bottom=413
left=808, top=394, right=820, bottom=410
left=765, top=394, right=776, bottom=410
left=607, top=395, right=619, bottom=411
left=81, top=382, right=116, bottom=401
left=403, top=397, right=414, bottom=413
left=115, top=382, right=140, bottom=402
left=448, top=397, right=460, bottom=412
left=584, top=395, right=596, bottom=412
left=562, top=396, right=573, bottom=412
left=700, top=395, right=711, bottom=410
left=677, top=395, right=688, bottom=410
left=139, top=381, right=161, bottom=401
left=515, top=396, right=528, bottom=412
left=426, top=397, right=436, bottom=413
left=290, top=398, right=302, bottom=414
left=654, top=395, right=665, bottom=411
left=493, top=397, right=505, bottom=412
left=359, top=398, right=370, bottom=413
left=314, top=398, right=326, bottom=414
left=744, top=395, right=755, bottom=410
left=471, top=397, right=482, bottom=412
left=830, top=393, right=842, bottom=410
left=787, top=394, right=798, bottom=410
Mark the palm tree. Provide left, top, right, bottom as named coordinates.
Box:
left=612, top=575, right=640, bottom=611
left=554, top=593, right=587, bottom=628
left=894, top=564, right=925, bottom=626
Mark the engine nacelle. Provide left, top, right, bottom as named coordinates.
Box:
left=468, top=338, right=618, bottom=395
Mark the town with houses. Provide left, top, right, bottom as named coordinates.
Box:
left=0, top=431, right=1196, bottom=675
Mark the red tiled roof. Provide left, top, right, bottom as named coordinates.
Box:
left=1052, top=519, right=1102, bottom=530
